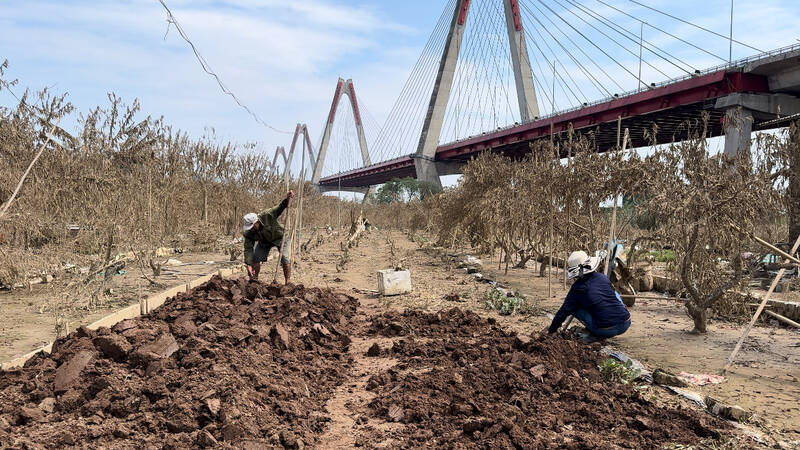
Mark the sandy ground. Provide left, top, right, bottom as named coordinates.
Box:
left=0, top=251, right=238, bottom=362
left=2, top=228, right=798, bottom=443
left=290, top=229, right=800, bottom=442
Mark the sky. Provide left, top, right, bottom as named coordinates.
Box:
left=1, top=0, right=799, bottom=190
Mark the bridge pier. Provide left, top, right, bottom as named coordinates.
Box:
left=413, top=156, right=444, bottom=190
left=722, top=107, right=754, bottom=158
left=718, top=93, right=800, bottom=157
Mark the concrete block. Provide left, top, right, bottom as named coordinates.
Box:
left=377, top=269, right=412, bottom=296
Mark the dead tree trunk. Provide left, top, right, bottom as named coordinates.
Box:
left=680, top=225, right=743, bottom=334
left=788, top=122, right=800, bottom=242
left=201, top=184, right=209, bottom=223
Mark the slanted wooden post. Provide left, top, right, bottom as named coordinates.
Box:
left=723, top=232, right=800, bottom=372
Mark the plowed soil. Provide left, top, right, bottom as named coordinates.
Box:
left=361, top=309, right=728, bottom=448
left=0, top=276, right=738, bottom=448
left=0, top=276, right=357, bottom=448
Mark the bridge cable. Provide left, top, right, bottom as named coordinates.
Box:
left=520, top=2, right=612, bottom=98
left=369, top=2, right=448, bottom=162
left=547, top=0, right=678, bottom=79
left=626, top=0, right=764, bottom=54
left=521, top=4, right=613, bottom=98
left=484, top=0, right=522, bottom=125
left=371, top=0, right=454, bottom=163
left=532, top=0, right=643, bottom=88
left=591, top=0, right=730, bottom=62
left=563, top=0, right=699, bottom=74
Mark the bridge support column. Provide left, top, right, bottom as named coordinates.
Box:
left=414, top=0, right=471, bottom=190
left=503, top=0, right=539, bottom=122
left=722, top=108, right=754, bottom=158
left=717, top=93, right=800, bottom=157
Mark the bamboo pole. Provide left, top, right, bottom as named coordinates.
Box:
left=604, top=127, right=627, bottom=277
left=296, top=140, right=307, bottom=257
left=604, top=196, right=618, bottom=277
left=723, top=232, right=800, bottom=373
left=288, top=169, right=305, bottom=264
left=273, top=194, right=293, bottom=282
left=619, top=294, right=683, bottom=301
left=548, top=206, right=553, bottom=298
left=763, top=310, right=800, bottom=329
left=0, top=119, right=59, bottom=220
left=729, top=223, right=800, bottom=265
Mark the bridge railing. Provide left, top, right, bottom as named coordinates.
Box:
left=438, top=42, right=800, bottom=148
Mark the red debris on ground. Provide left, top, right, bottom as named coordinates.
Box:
left=362, top=308, right=731, bottom=448
left=0, top=276, right=357, bottom=448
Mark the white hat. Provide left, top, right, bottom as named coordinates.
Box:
left=242, top=213, right=259, bottom=233
left=566, top=250, right=602, bottom=280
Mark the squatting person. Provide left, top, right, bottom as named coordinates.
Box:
left=242, top=190, right=294, bottom=283
left=548, top=250, right=631, bottom=341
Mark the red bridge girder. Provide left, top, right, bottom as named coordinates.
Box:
left=318, top=70, right=769, bottom=189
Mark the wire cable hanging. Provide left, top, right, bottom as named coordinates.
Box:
left=156, top=0, right=292, bottom=134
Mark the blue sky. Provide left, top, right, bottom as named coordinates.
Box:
left=1, top=0, right=799, bottom=183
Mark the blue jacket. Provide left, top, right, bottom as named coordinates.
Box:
left=548, top=271, right=631, bottom=333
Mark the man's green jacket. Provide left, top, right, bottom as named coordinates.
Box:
left=243, top=199, right=288, bottom=265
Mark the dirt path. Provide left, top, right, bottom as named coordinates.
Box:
left=318, top=295, right=402, bottom=448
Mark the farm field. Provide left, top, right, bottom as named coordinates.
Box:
left=4, top=0, right=800, bottom=447
left=2, top=230, right=798, bottom=448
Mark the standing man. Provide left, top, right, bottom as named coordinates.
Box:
left=242, top=191, right=294, bottom=283
left=548, top=250, right=631, bottom=342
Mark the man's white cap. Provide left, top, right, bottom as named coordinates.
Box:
left=242, top=213, right=259, bottom=233
left=566, top=250, right=602, bottom=280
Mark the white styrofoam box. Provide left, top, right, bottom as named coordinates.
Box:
left=377, top=269, right=412, bottom=296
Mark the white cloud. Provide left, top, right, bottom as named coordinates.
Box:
left=0, top=0, right=423, bottom=173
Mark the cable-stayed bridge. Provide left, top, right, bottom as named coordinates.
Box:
left=270, top=0, right=800, bottom=194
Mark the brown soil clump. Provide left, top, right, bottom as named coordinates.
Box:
left=0, top=276, right=357, bottom=448
left=362, top=308, right=731, bottom=448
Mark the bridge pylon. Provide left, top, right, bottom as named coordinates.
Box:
left=311, top=78, right=373, bottom=195
left=414, top=0, right=539, bottom=189
left=284, top=123, right=315, bottom=187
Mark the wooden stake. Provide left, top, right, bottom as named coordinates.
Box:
left=723, top=232, right=800, bottom=372
left=273, top=195, right=292, bottom=282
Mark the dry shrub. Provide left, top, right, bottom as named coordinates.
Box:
left=423, top=115, right=795, bottom=333
left=0, top=64, right=375, bottom=289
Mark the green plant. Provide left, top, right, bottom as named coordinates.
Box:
left=483, top=287, right=525, bottom=315
left=599, top=358, right=642, bottom=385
left=645, top=249, right=675, bottom=263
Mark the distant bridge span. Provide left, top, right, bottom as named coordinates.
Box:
left=318, top=45, right=800, bottom=191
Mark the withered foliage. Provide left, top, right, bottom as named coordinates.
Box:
left=0, top=65, right=356, bottom=289
left=426, top=116, right=796, bottom=333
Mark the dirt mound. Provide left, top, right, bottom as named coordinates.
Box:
left=0, top=276, right=358, bottom=448
left=363, top=308, right=730, bottom=448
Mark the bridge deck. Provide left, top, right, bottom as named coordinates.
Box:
left=319, top=45, right=800, bottom=189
